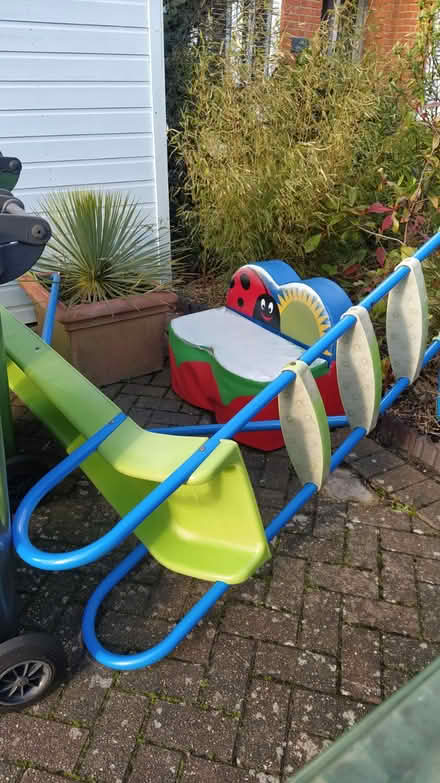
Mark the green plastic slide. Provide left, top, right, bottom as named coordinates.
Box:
left=2, top=306, right=270, bottom=584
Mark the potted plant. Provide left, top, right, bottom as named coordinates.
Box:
left=19, top=190, right=178, bottom=386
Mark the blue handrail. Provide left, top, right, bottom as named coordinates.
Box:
left=41, top=272, right=60, bottom=345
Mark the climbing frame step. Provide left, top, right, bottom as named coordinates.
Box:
left=336, top=305, right=382, bottom=433
left=386, top=257, right=428, bottom=383
left=278, top=360, right=331, bottom=488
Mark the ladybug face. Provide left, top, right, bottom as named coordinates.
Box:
left=253, top=294, right=280, bottom=330
left=226, top=267, right=269, bottom=318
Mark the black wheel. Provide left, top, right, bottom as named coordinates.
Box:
left=0, top=633, right=67, bottom=712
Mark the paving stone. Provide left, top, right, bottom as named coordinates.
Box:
left=242, top=451, right=265, bottom=484
left=181, top=757, right=253, bottom=782
left=347, top=504, right=411, bottom=531
left=284, top=511, right=314, bottom=535
left=221, top=605, right=298, bottom=647
left=353, top=451, right=404, bottom=479
left=285, top=732, right=332, bottom=777
left=344, top=596, right=419, bottom=637
left=150, top=368, right=171, bottom=386
left=313, top=502, right=346, bottom=538
left=145, top=702, right=237, bottom=762
left=291, top=689, right=370, bottom=739
left=266, top=557, right=305, bottom=613
left=55, top=661, right=113, bottom=724
left=120, top=658, right=204, bottom=702
left=0, top=714, right=87, bottom=770
left=419, top=583, right=440, bottom=641
left=149, top=571, right=191, bottom=621
left=255, top=486, right=285, bottom=511
left=132, top=383, right=165, bottom=397
left=345, top=524, right=378, bottom=570
left=131, top=394, right=168, bottom=411
left=416, top=557, right=440, bottom=584
left=261, top=454, right=290, bottom=495
left=394, top=479, right=440, bottom=509
left=278, top=533, right=344, bottom=564
left=148, top=411, right=200, bottom=427
left=381, top=529, right=440, bottom=559
left=228, top=576, right=266, bottom=605
left=101, top=382, right=123, bottom=399
left=98, top=611, right=170, bottom=652
left=382, top=633, right=440, bottom=672
left=203, top=634, right=254, bottom=711
left=417, top=499, right=440, bottom=530
left=255, top=642, right=337, bottom=693
left=322, top=468, right=379, bottom=504
left=308, top=563, right=378, bottom=599
left=300, top=590, right=341, bottom=656
left=411, top=517, right=438, bottom=535
left=130, top=407, right=152, bottom=427
left=236, top=679, right=290, bottom=775
left=372, top=464, right=425, bottom=493
left=128, top=744, right=181, bottom=783
left=113, top=393, right=137, bottom=413
left=104, top=581, right=151, bottom=615
left=341, top=625, right=381, bottom=704
left=80, top=690, right=146, bottom=781
left=0, top=763, right=21, bottom=783
left=172, top=618, right=217, bottom=665
left=343, top=438, right=385, bottom=462
left=383, top=667, right=409, bottom=699
left=382, top=552, right=417, bottom=606
left=21, top=772, right=67, bottom=783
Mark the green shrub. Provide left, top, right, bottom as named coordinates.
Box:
left=172, top=1, right=402, bottom=279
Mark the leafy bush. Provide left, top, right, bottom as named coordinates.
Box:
left=172, top=1, right=402, bottom=279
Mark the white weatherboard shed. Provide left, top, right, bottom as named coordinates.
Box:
left=0, top=0, right=169, bottom=322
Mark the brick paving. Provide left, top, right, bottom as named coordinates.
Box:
left=2, top=364, right=440, bottom=781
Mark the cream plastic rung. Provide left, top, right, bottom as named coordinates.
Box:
left=278, top=360, right=331, bottom=489
left=336, top=305, right=382, bottom=433
left=386, top=257, right=428, bottom=384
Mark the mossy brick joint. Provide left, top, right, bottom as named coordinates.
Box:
left=281, top=0, right=420, bottom=55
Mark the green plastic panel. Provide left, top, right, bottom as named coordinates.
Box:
left=3, top=307, right=271, bottom=584
left=289, top=656, right=440, bottom=782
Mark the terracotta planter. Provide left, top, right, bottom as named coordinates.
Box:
left=19, top=277, right=177, bottom=386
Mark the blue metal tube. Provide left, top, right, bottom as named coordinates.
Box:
left=82, top=543, right=229, bottom=670
left=41, top=272, right=60, bottom=345
left=414, top=231, right=440, bottom=261
left=149, top=414, right=349, bottom=437
left=13, top=413, right=126, bottom=569
left=422, top=338, right=440, bottom=368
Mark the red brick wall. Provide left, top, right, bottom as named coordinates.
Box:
left=280, top=0, right=322, bottom=45
left=280, top=0, right=420, bottom=55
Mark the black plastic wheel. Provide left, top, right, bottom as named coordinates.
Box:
left=0, top=633, right=67, bottom=712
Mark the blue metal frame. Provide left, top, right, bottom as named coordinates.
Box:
left=12, top=231, right=440, bottom=670
left=41, top=272, right=60, bottom=345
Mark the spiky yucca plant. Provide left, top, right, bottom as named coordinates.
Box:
left=34, top=190, right=173, bottom=306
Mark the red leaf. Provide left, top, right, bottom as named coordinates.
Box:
left=376, top=247, right=386, bottom=267
left=381, top=214, right=393, bottom=231
left=367, top=202, right=393, bottom=214
left=343, top=263, right=361, bottom=278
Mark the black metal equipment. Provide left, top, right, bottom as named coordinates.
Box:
left=0, top=153, right=66, bottom=712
